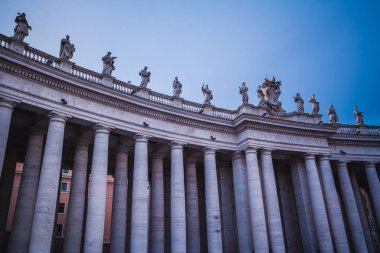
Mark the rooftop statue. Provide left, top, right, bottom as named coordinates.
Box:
left=139, top=66, right=151, bottom=88
left=202, top=83, right=213, bottom=105
left=13, top=12, right=32, bottom=42
left=354, top=105, right=364, bottom=126
left=257, top=76, right=285, bottom=112
left=309, top=94, right=320, bottom=114
left=294, top=93, right=304, bottom=113
left=257, top=85, right=266, bottom=106
left=173, top=77, right=182, bottom=97
left=327, top=105, right=339, bottom=123
left=239, top=82, right=249, bottom=104
left=59, top=35, right=75, bottom=60
left=102, top=52, right=117, bottom=76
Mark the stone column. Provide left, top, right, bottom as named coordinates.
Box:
left=304, top=154, right=334, bottom=253
left=185, top=159, right=201, bottom=253
left=203, top=148, right=223, bottom=253
left=130, top=134, right=149, bottom=253
left=260, top=149, right=285, bottom=253
left=8, top=129, right=45, bottom=253
left=170, top=142, right=186, bottom=253
left=245, top=147, right=269, bottom=253
left=318, top=155, right=349, bottom=253
left=337, top=161, right=368, bottom=253
left=231, top=151, right=253, bottom=253
left=83, top=125, right=111, bottom=253
left=364, top=162, right=380, bottom=230
left=110, top=148, right=129, bottom=253
left=0, top=98, right=17, bottom=177
left=63, top=139, right=90, bottom=253
left=28, top=113, right=68, bottom=253
left=150, top=153, right=165, bottom=253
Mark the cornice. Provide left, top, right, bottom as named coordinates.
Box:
left=328, top=139, right=380, bottom=147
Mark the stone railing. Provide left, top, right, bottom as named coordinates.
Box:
left=71, top=65, right=102, bottom=84
left=0, top=34, right=9, bottom=48
left=337, top=125, right=380, bottom=135
left=24, top=45, right=60, bottom=69
left=182, top=100, right=204, bottom=113
left=149, top=91, right=173, bottom=106
left=213, top=107, right=235, bottom=120
left=112, top=79, right=135, bottom=94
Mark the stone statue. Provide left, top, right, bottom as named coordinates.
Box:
left=294, top=93, right=304, bottom=113
left=102, top=52, right=117, bottom=76
left=354, top=105, right=364, bottom=126
left=172, top=77, right=182, bottom=97
left=59, top=35, right=75, bottom=60
left=139, top=66, right=151, bottom=88
left=257, top=76, right=285, bottom=112
left=13, top=12, right=32, bottom=42
left=239, top=82, right=249, bottom=104
left=202, top=83, right=213, bottom=105
left=327, top=105, right=339, bottom=123
left=309, top=94, right=320, bottom=114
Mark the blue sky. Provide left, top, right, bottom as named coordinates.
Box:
left=1, top=0, right=379, bottom=125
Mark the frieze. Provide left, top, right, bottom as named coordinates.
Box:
left=328, top=139, right=380, bottom=147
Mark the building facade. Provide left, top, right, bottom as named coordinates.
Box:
left=0, top=32, right=379, bottom=253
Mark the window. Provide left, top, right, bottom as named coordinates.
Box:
left=62, top=167, right=69, bottom=174
left=55, top=224, right=64, bottom=238
left=58, top=202, right=65, bottom=214
left=61, top=182, right=68, bottom=192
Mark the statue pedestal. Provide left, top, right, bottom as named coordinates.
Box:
left=101, top=74, right=114, bottom=88
left=172, top=97, right=183, bottom=109
left=9, top=38, right=28, bottom=54
left=136, top=87, right=151, bottom=99
left=203, top=105, right=213, bottom=116
left=59, top=59, right=74, bottom=73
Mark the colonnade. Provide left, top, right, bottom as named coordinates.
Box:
left=0, top=100, right=379, bottom=253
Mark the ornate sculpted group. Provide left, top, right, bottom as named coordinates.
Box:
left=256, top=76, right=285, bottom=113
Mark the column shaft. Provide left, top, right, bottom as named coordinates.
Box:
left=0, top=99, right=16, bottom=177
left=84, top=126, right=111, bottom=253
left=28, top=113, right=67, bottom=253
left=260, top=149, right=285, bottom=253
left=364, top=162, right=380, bottom=230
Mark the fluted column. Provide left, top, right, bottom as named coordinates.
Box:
left=84, top=125, right=111, bottom=253
left=150, top=153, right=165, bottom=253
left=245, top=147, right=269, bottom=253
left=337, top=161, right=368, bottom=253
left=185, top=159, right=201, bottom=253
left=231, top=151, right=253, bottom=253
left=0, top=99, right=17, bottom=177
left=171, top=142, right=186, bottom=253
left=203, top=148, right=223, bottom=253
left=318, top=155, right=349, bottom=253
left=110, top=147, right=129, bottom=253
left=304, top=153, right=334, bottom=253
left=28, top=113, right=68, bottom=253
left=63, top=139, right=90, bottom=253
left=364, top=162, right=380, bottom=230
left=130, top=134, right=150, bottom=253
left=8, top=128, right=45, bottom=253
left=260, top=149, right=285, bottom=253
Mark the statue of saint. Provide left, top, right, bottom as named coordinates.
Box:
left=172, top=77, right=182, bottom=97
left=257, top=85, right=265, bottom=106
left=309, top=94, right=320, bottom=114
left=239, top=82, right=249, bottom=104
left=102, top=52, right=117, bottom=76
left=13, top=12, right=32, bottom=42
left=139, top=66, right=151, bottom=88
left=327, top=105, right=339, bottom=123
left=257, top=76, right=285, bottom=112
left=59, top=35, right=75, bottom=60
left=354, top=105, right=364, bottom=126
left=202, top=83, right=213, bottom=105
left=294, top=93, right=304, bottom=113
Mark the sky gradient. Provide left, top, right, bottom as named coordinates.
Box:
left=1, top=0, right=379, bottom=125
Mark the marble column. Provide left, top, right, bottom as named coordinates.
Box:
left=8, top=129, right=45, bottom=253
left=245, top=147, right=269, bottom=253
left=260, top=149, right=285, bottom=253
left=185, top=159, right=201, bottom=253
left=0, top=98, right=17, bottom=177
left=337, top=161, right=368, bottom=253
left=130, top=134, right=149, bottom=253
left=171, top=142, right=186, bottom=253
left=231, top=151, right=253, bottom=253
left=83, top=125, right=111, bottom=253
left=318, top=155, right=349, bottom=253
left=63, top=139, right=90, bottom=253
left=304, top=154, right=334, bottom=253
left=203, top=148, right=223, bottom=253
left=150, top=153, right=165, bottom=253
left=110, top=147, right=129, bottom=253
left=28, top=113, right=68, bottom=253
left=364, top=162, right=380, bottom=230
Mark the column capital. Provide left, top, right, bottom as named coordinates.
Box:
left=170, top=141, right=187, bottom=149
left=48, top=111, right=70, bottom=124
left=152, top=152, right=165, bottom=160
left=185, top=158, right=198, bottom=165
left=0, top=98, right=18, bottom=110
left=29, top=127, right=46, bottom=137
left=364, top=161, right=377, bottom=168
left=134, top=133, right=151, bottom=142
left=304, top=153, right=318, bottom=160
left=203, top=147, right=218, bottom=155
left=319, top=154, right=331, bottom=161
left=76, top=137, right=91, bottom=147
left=245, top=146, right=259, bottom=154
left=93, top=123, right=113, bottom=135
left=232, top=151, right=243, bottom=160
left=261, top=148, right=274, bottom=155
left=336, top=160, right=349, bottom=168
